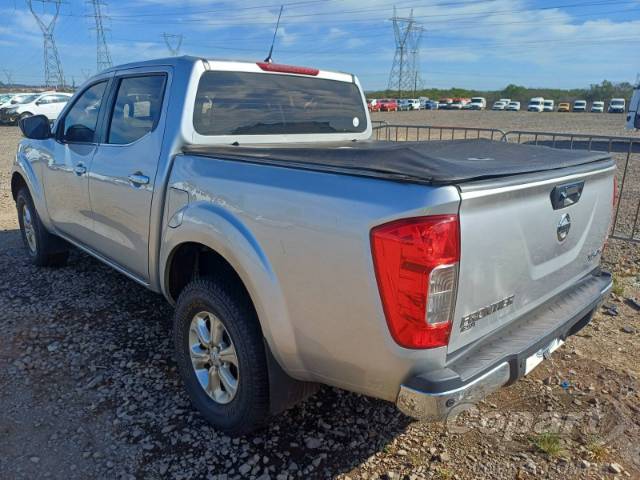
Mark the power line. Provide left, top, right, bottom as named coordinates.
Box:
left=89, top=0, right=113, bottom=72
left=27, top=0, right=65, bottom=88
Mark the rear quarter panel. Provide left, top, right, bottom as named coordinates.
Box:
left=160, top=155, right=460, bottom=401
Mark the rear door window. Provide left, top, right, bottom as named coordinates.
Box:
left=107, top=74, right=166, bottom=145
left=193, top=71, right=367, bottom=135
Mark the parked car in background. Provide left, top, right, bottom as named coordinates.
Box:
left=608, top=98, right=626, bottom=113
left=558, top=102, right=571, bottom=112
left=0, top=93, right=17, bottom=107
left=1, top=92, right=72, bottom=124
left=398, top=99, right=412, bottom=111
left=13, top=56, right=614, bottom=435
left=543, top=100, right=555, bottom=112
left=438, top=98, right=453, bottom=109
left=449, top=98, right=470, bottom=110
left=0, top=92, right=37, bottom=110
left=491, top=101, right=507, bottom=111
left=423, top=99, right=439, bottom=110
left=591, top=101, right=604, bottom=113
left=527, top=97, right=545, bottom=112
left=367, top=99, right=380, bottom=112
left=466, top=97, right=486, bottom=110
left=0, top=93, right=40, bottom=123
left=406, top=98, right=421, bottom=110
left=378, top=98, right=398, bottom=112
left=573, top=100, right=587, bottom=112
left=506, top=101, right=521, bottom=111
left=499, top=98, right=511, bottom=106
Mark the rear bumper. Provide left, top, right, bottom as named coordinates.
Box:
left=396, top=270, right=612, bottom=421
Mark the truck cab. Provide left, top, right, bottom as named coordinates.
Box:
left=627, top=86, right=639, bottom=129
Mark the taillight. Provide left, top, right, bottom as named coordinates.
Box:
left=371, top=215, right=460, bottom=349
left=256, top=62, right=319, bottom=76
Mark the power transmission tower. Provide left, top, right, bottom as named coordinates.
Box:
left=163, top=33, right=183, bottom=56
left=387, top=7, right=423, bottom=98
left=27, top=0, right=65, bottom=89
left=88, top=0, right=112, bottom=72
left=3, top=70, right=14, bottom=90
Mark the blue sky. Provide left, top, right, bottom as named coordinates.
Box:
left=1, top=0, right=639, bottom=91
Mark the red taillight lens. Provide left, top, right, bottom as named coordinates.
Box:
left=371, top=215, right=460, bottom=349
left=256, top=62, right=319, bottom=76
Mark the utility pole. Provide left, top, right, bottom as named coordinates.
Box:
left=387, top=7, right=423, bottom=99
left=27, top=0, right=65, bottom=89
left=88, top=0, right=112, bottom=72
left=162, top=33, right=183, bottom=56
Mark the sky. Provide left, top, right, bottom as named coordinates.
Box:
left=1, top=0, right=639, bottom=91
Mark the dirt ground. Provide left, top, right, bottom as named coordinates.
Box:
left=0, top=112, right=638, bottom=480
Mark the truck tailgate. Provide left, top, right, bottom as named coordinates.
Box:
left=448, top=160, right=615, bottom=353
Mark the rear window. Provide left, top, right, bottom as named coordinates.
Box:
left=193, top=71, right=367, bottom=136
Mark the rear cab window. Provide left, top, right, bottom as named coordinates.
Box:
left=193, top=70, right=367, bottom=136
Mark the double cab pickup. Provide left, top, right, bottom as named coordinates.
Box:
left=13, top=57, right=614, bottom=434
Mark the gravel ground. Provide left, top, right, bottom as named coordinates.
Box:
left=1, top=117, right=639, bottom=480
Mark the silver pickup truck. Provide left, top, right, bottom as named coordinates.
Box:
left=12, top=57, right=614, bottom=434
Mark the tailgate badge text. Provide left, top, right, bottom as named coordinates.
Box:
left=460, top=295, right=515, bottom=332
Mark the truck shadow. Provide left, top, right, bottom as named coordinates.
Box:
left=0, top=229, right=416, bottom=479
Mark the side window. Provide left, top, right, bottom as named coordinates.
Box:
left=37, top=95, right=54, bottom=105
left=60, top=82, right=108, bottom=143
left=107, top=75, right=166, bottom=145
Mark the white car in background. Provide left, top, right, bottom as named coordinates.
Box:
left=499, top=98, right=511, bottom=105
left=491, top=101, right=507, bottom=110
left=608, top=98, right=626, bottom=113
left=543, top=99, right=555, bottom=112
left=506, top=101, right=521, bottom=111
left=573, top=100, right=587, bottom=112
left=527, top=97, right=545, bottom=112
left=591, top=101, right=605, bottom=113
left=407, top=98, right=421, bottom=110
left=0, top=91, right=72, bottom=124
left=0, top=93, right=18, bottom=108
left=466, top=97, right=486, bottom=110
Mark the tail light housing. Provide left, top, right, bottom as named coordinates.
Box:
left=371, top=215, right=460, bottom=349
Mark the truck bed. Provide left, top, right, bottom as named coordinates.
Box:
left=183, top=139, right=611, bottom=185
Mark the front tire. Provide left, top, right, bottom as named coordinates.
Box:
left=16, top=187, right=69, bottom=267
left=173, top=279, right=270, bottom=435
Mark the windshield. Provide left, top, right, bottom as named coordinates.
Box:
left=611, top=100, right=624, bottom=105
left=193, top=71, right=367, bottom=136
left=13, top=94, right=39, bottom=105
left=544, top=101, right=553, bottom=105
left=529, top=100, right=543, bottom=105
left=575, top=101, right=586, bottom=105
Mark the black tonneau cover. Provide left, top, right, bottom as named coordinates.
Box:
left=183, top=139, right=611, bottom=185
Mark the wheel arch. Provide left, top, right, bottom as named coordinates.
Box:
left=160, top=203, right=305, bottom=379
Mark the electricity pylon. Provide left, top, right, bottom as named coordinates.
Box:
left=27, top=0, right=65, bottom=88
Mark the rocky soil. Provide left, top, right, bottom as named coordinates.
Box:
left=1, top=116, right=638, bottom=479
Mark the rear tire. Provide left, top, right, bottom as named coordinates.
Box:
left=16, top=187, right=69, bottom=267
left=173, top=278, right=270, bottom=435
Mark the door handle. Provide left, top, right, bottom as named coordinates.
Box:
left=74, top=164, right=87, bottom=176
left=128, top=173, right=150, bottom=186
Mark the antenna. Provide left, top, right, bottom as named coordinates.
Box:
left=27, top=0, right=65, bottom=89
left=264, top=5, right=284, bottom=63
left=88, top=0, right=113, bottom=72
left=162, top=33, right=183, bottom=56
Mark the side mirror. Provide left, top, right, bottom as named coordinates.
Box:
left=19, top=114, right=52, bottom=140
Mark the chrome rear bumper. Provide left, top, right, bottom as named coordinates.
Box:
left=396, top=270, right=612, bottom=421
